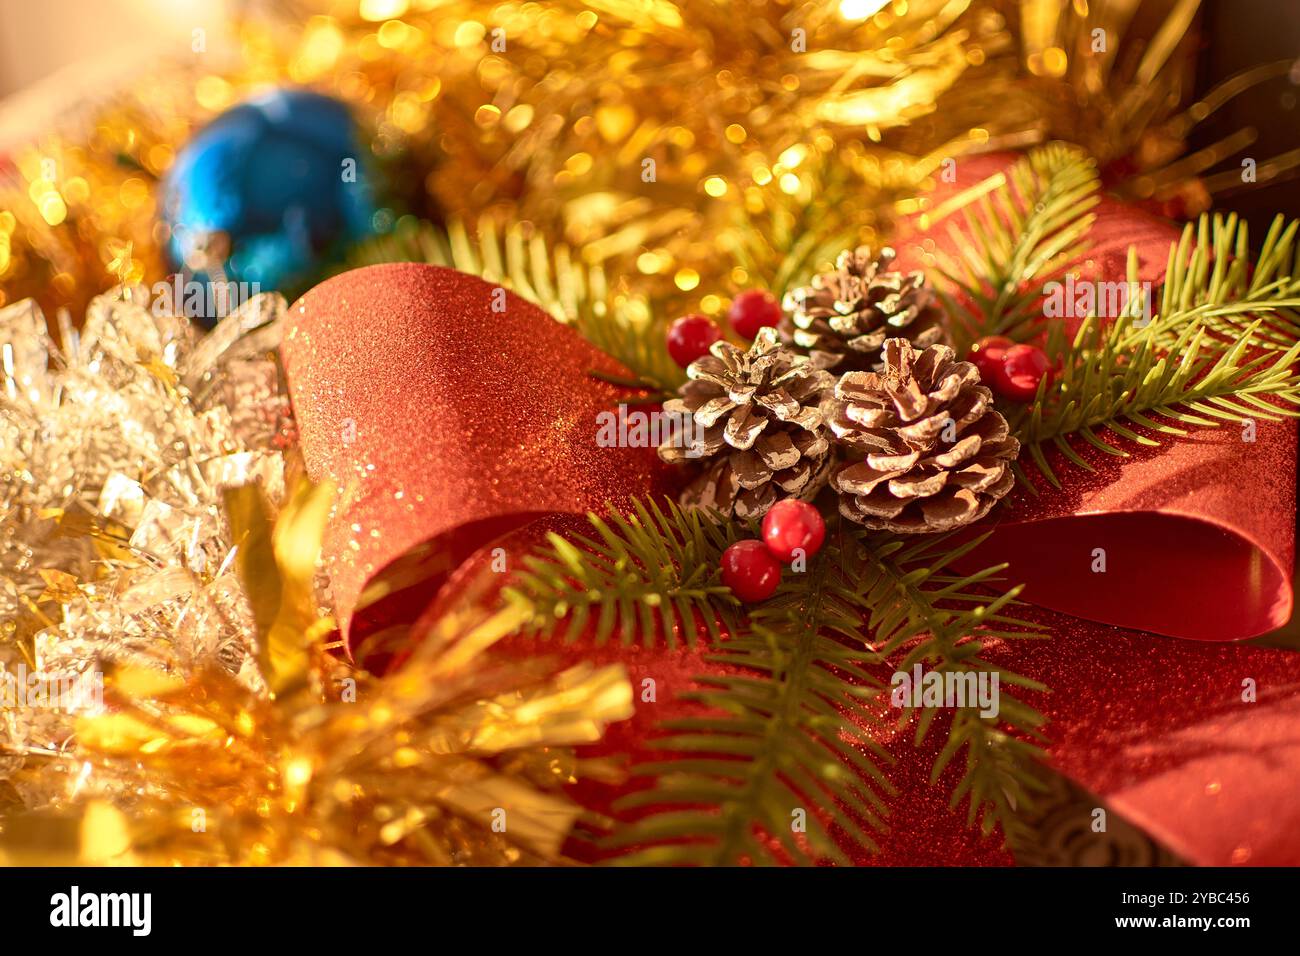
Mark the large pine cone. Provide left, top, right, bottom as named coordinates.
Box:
left=658, top=328, right=834, bottom=519
left=781, top=246, right=946, bottom=372
left=828, top=338, right=1019, bottom=532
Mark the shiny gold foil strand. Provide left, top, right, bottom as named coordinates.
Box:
left=0, top=287, right=289, bottom=808
left=2, top=475, right=634, bottom=865
left=2, top=0, right=1221, bottom=326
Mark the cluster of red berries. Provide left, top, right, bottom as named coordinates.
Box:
left=670, top=298, right=1048, bottom=604
left=967, top=335, right=1051, bottom=402
left=667, top=293, right=825, bottom=604
left=668, top=292, right=1052, bottom=407
left=720, top=499, right=826, bottom=603
left=666, top=290, right=781, bottom=367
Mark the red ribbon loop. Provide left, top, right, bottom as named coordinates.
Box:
left=281, top=262, right=674, bottom=658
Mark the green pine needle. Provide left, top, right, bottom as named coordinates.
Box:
left=501, top=499, right=745, bottom=649
left=934, top=143, right=1100, bottom=351
left=607, top=520, right=894, bottom=865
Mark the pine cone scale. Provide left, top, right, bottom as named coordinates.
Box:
left=781, top=246, right=948, bottom=372
left=730, top=450, right=771, bottom=488
left=693, top=396, right=737, bottom=427
left=830, top=338, right=1019, bottom=533
left=754, top=389, right=799, bottom=418
left=776, top=458, right=824, bottom=495
left=926, top=433, right=983, bottom=469
left=896, top=411, right=950, bottom=446
left=756, top=430, right=800, bottom=470
left=890, top=471, right=948, bottom=498
left=836, top=458, right=910, bottom=494
left=660, top=327, right=834, bottom=520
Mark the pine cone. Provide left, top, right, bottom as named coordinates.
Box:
left=781, top=246, right=946, bottom=372
left=659, top=327, right=834, bottom=519
left=828, top=338, right=1019, bottom=532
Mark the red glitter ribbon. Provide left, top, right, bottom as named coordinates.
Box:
left=280, top=262, right=677, bottom=661
left=282, top=189, right=1300, bottom=863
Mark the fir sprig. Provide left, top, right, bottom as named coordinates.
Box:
left=1014, top=299, right=1300, bottom=490
left=933, top=143, right=1100, bottom=351
left=607, top=520, right=893, bottom=865
left=501, top=499, right=1049, bottom=862
left=930, top=149, right=1300, bottom=489
left=1147, top=212, right=1300, bottom=351
left=855, top=531, right=1050, bottom=844
left=501, top=499, right=745, bottom=648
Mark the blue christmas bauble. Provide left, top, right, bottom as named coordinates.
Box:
left=161, top=88, right=379, bottom=324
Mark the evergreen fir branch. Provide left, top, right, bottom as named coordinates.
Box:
left=351, top=217, right=683, bottom=388
left=933, top=143, right=1101, bottom=351
left=855, top=531, right=1050, bottom=846
left=498, top=499, right=1051, bottom=860
left=929, top=155, right=1300, bottom=489
left=1147, top=212, right=1300, bottom=351
left=606, top=521, right=895, bottom=865
left=590, top=517, right=1048, bottom=863
left=501, top=499, right=745, bottom=649
left=1015, top=310, right=1300, bottom=489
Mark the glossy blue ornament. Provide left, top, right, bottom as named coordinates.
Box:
left=161, top=88, right=377, bottom=324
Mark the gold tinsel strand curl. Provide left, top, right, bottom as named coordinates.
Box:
left=4, top=0, right=1275, bottom=331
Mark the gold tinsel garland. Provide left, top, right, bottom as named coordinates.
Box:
left=5, top=0, right=1286, bottom=329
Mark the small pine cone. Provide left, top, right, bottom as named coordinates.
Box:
left=658, top=327, right=835, bottom=519
left=780, top=246, right=946, bottom=372
left=829, top=338, right=1019, bottom=533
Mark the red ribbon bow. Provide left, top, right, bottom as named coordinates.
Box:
left=281, top=162, right=1300, bottom=865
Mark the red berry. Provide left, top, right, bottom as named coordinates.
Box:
left=761, top=499, right=826, bottom=564
left=967, top=335, right=1013, bottom=385
left=720, top=539, right=782, bottom=603
left=666, top=314, right=722, bottom=368
left=992, top=343, right=1051, bottom=402
left=728, top=289, right=781, bottom=340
